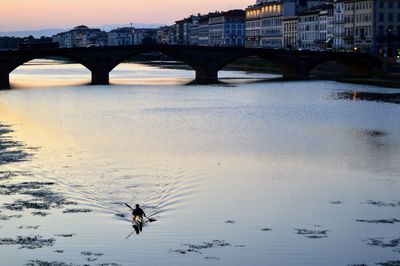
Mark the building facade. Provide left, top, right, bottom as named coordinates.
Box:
left=298, top=8, right=320, bottom=50
left=198, top=15, right=210, bottom=46
left=298, top=4, right=333, bottom=51
left=189, top=16, right=200, bottom=45
left=316, top=4, right=334, bottom=50
left=53, top=25, right=107, bottom=48
left=373, top=0, right=400, bottom=57
left=283, top=16, right=299, bottom=49
left=247, top=0, right=326, bottom=48
left=344, top=0, right=373, bottom=52
left=245, top=5, right=262, bottom=48
left=108, top=28, right=134, bottom=46
left=333, top=0, right=345, bottom=50
left=157, top=26, right=176, bottom=45
left=260, top=2, right=283, bottom=48
left=132, top=29, right=157, bottom=45
left=208, top=10, right=245, bottom=47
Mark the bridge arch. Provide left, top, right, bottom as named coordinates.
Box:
left=8, top=56, right=91, bottom=88
left=219, top=55, right=284, bottom=80
left=3, top=53, right=92, bottom=89
left=108, top=49, right=197, bottom=84
left=306, top=54, right=383, bottom=77
left=216, top=51, right=312, bottom=80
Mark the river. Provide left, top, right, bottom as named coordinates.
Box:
left=0, top=60, right=400, bottom=266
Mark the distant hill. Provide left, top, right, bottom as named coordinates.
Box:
left=0, top=29, right=65, bottom=38
left=0, top=23, right=165, bottom=38
left=99, top=23, right=164, bottom=31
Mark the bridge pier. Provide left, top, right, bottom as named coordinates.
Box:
left=91, top=69, right=110, bottom=85
left=0, top=73, right=10, bottom=90
left=194, top=66, right=219, bottom=84
left=282, top=57, right=310, bottom=80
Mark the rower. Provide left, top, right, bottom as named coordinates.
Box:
left=132, top=204, right=147, bottom=220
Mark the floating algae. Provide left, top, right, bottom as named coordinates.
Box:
left=25, top=260, right=75, bottom=266
left=367, top=237, right=400, bottom=248
left=261, top=227, right=273, bottom=232
left=63, top=208, right=92, bottom=214
left=330, top=201, right=344, bottom=205
left=0, top=235, right=55, bottom=249
left=0, top=214, right=23, bottom=220
left=377, top=261, right=400, bottom=266
left=0, top=124, right=32, bottom=165
left=170, top=240, right=231, bottom=255
left=295, top=228, right=330, bottom=239
left=31, top=211, right=50, bottom=217
left=81, top=251, right=104, bottom=262
left=356, top=218, right=400, bottom=224
left=363, top=200, right=400, bottom=208
left=18, top=225, right=41, bottom=230
left=55, top=234, right=76, bottom=238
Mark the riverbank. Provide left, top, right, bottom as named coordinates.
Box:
left=136, top=54, right=400, bottom=88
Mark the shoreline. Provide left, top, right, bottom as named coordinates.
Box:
left=136, top=55, right=400, bottom=89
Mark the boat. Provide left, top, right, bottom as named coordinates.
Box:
left=133, top=215, right=144, bottom=233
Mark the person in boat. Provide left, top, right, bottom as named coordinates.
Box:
left=132, top=204, right=147, bottom=220
left=132, top=204, right=147, bottom=232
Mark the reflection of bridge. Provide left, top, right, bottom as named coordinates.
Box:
left=0, top=44, right=384, bottom=89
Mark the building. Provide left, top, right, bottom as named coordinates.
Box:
left=208, top=10, right=245, bottom=47
left=327, top=3, right=335, bottom=48
left=247, top=0, right=326, bottom=48
left=333, top=0, right=345, bottom=50
left=344, top=0, right=372, bottom=52
left=316, top=4, right=334, bottom=51
left=108, top=27, right=134, bottom=46
left=245, top=5, right=262, bottom=48
left=342, top=0, right=400, bottom=57
left=260, top=2, right=284, bottom=48
left=198, top=14, right=210, bottom=46
left=373, top=0, right=400, bottom=57
left=189, top=16, right=200, bottom=45
left=133, top=29, right=157, bottom=45
left=298, top=3, right=333, bottom=51
left=175, top=15, right=202, bottom=46
left=283, top=16, right=299, bottom=49
left=157, top=26, right=176, bottom=45
left=53, top=25, right=107, bottom=48
left=298, top=7, right=320, bottom=50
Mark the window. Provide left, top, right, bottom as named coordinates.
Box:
left=379, top=13, right=384, bottom=22
left=389, top=13, right=394, bottom=22
left=388, top=1, right=394, bottom=9
left=379, top=2, right=384, bottom=9
left=379, top=26, right=384, bottom=35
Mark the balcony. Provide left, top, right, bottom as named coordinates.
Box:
left=333, top=33, right=345, bottom=37
left=332, top=20, right=344, bottom=25
left=343, top=35, right=354, bottom=41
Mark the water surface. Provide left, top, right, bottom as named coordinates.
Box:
left=0, top=60, right=400, bottom=265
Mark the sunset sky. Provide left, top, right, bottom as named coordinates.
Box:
left=0, top=0, right=254, bottom=31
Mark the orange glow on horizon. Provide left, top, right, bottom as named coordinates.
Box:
left=0, top=0, right=254, bottom=31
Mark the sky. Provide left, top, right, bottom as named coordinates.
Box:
left=0, top=0, right=255, bottom=31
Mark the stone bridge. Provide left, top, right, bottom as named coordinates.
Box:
left=0, top=44, right=384, bottom=89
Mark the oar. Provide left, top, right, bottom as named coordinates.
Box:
left=125, top=203, right=134, bottom=211
left=124, top=203, right=157, bottom=222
